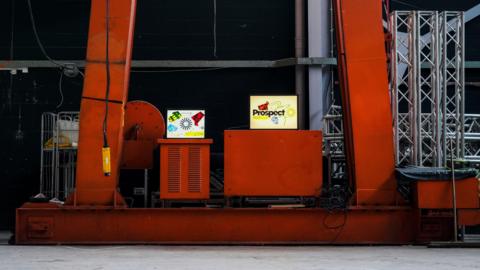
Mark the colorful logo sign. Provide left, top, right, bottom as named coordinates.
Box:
left=250, top=96, right=298, bottom=129
left=166, top=110, right=205, bottom=138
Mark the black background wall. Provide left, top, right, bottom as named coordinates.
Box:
left=0, top=0, right=478, bottom=229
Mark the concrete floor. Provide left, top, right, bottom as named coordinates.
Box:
left=1, top=233, right=480, bottom=270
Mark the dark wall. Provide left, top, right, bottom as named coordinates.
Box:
left=0, top=0, right=479, bottom=229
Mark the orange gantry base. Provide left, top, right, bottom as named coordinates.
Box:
left=16, top=204, right=415, bottom=245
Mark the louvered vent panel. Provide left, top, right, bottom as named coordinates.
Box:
left=167, top=146, right=181, bottom=193
left=188, top=147, right=201, bottom=193
left=159, top=139, right=211, bottom=200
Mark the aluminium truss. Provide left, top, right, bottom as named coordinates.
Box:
left=440, top=11, right=466, bottom=163
left=464, top=114, right=480, bottom=163
left=389, top=11, right=465, bottom=167
left=323, top=105, right=347, bottom=184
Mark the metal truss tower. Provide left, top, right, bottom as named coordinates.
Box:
left=390, top=11, right=466, bottom=167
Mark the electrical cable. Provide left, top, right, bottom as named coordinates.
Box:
left=26, top=0, right=64, bottom=68
left=26, top=0, right=59, bottom=66
left=324, top=209, right=348, bottom=244
left=323, top=209, right=347, bottom=230
left=7, top=0, right=16, bottom=112
left=213, top=0, right=217, bottom=58
left=321, top=184, right=349, bottom=243
left=26, top=0, right=82, bottom=113
left=56, top=71, right=64, bottom=109
left=27, top=0, right=81, bottom=77
left=391, top=0, right=421, bottom=9
left=102, top=0, right=112, bottom=176
left=10, top=0, right=15, bottom=62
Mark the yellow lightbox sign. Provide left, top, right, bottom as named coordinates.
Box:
left=250, top=96, right=298, bottom=129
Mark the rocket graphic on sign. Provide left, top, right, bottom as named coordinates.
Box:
left=191, top=112, right=205, bottom=126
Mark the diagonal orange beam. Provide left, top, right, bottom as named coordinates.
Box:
left=334, top=0, right=397, bottom=205
left=71, top=0, right=137, bottom=205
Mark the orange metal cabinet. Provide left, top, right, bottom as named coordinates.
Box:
left=415, top=177, right=479, bottom=209
left=158, top=139, right=212, bottom=199
left=224, top=130, right=323, bottom=197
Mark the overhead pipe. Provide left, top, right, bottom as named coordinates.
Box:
left=295, top=0, right=306, bottom=129
left=308, top=0, right=331, bottom=130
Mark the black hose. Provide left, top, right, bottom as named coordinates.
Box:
left=103, top=0, right=111, bottom=148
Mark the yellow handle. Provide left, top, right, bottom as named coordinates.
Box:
left=102, top=147, right=111, bottom=176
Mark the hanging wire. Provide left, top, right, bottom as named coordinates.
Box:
left=103, top=0, right=111, bottom=149
left=6, top=0, right=16, bottom=112
left=213, top=0, right=218, bottom=58
left=26, top=0, right=83, bottom=111
left=26, top=0, right=65, bottom=68
left=391, top=0, right=421, bottom=9
left=56, top=71, right=64, bottom=109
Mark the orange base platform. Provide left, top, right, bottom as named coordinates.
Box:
left=16, top=203, right=416, bottom=245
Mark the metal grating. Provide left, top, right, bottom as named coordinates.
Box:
left=167, top=146, right=181, bottom=193
left=188, top=147, right=201, bottom=193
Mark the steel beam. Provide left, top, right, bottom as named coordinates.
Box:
left=16, top=203, right=415, bottom=244
left=0, top=57, right=337, bottom=70
left=4, top=58, right=480, bottom=70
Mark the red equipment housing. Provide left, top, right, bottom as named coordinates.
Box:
left=224, top=130, right=323, bottom=197
left=158, top=139, right=212, bottom=200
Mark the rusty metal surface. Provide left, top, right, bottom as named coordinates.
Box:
left=224, top=130, right=323, bottom=197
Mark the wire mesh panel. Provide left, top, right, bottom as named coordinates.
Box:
left=40, top=113, right=57, bottom=199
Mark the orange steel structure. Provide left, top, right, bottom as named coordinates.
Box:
left=333, top=0, right=398, bottom=206
left=73, top=0, right=136, bottom=206
left=15, top=0, right=480, bottom=244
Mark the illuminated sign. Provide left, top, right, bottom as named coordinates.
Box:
left=166, top=110, right=205, bottom=138
left=250, top=96, right=298, bottom=129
